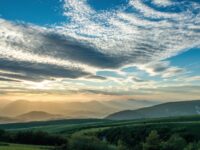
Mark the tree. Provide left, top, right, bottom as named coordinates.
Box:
left=117, top=140, right=128, bottom=150
left=69, top=135, right=116, bottom=150
left=161, top=134, right=186, bottom=150
left=142, top=130, right=161, bottom=150
left=184, top=141, right=200, bottom=150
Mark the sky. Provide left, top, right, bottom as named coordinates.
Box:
left=0, top=0, right=200, bottom=102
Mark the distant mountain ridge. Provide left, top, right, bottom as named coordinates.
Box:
left=0, top=99, right=157, bottom=119
left=106, top=100, right=200, bottom=120
left=0, top=116, right=19, bottom=124
left=0, top=100, right=11, bottom=109
left=0, top=100, right=112, bottom=118
left=16, top=111, right=62, bottom=121
left=0, top=111, right=63, bottom=124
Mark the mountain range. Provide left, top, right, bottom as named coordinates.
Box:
left=16, top=111, right=63, bottom=122
left=2, top=99, right=199, bottom=123
left=107, top=100, right=200, bottom=120
left=0, top=99, right=157, bottom=123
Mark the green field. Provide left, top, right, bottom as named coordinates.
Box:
left=1, top=115, right=200, bottom=134
left=1, top=115, right=200, bottom=150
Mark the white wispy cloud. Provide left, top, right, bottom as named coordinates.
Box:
left=152, top=0, right=172, bottom=7
left=60, top=0, right=200, bottom=63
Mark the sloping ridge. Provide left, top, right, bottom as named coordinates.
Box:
left=106, top=100, right=200, bottom=120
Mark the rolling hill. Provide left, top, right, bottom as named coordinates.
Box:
left=107, top=100, right=200, bottom=120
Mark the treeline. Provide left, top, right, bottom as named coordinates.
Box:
left=0, top=129, right=66, bottom=146
left=1, top=123, right=200, bottom=150
left=97, top=124, right=200, bottom=150
left=0, top=129, right=115, bottom=150
left=142, top=130, right=200, bottom=150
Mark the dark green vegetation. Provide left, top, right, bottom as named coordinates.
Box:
left=97, top=122, right=200, bottom=150
left=107, top=100, right=200, bottom=120
left=0, top=115, right=200, bottom=150
left=0, top=143, right=52, bottom=150
left=0, top=130, right=66, bottom=146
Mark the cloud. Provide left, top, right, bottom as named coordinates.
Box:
left=85, top=75, right=107, bottom=80
left=62, top=0, right=200, bottom=60
left=0, top=77, right=20, bottom=82
left=78, top=84, right=200, bottom=98
left=152, top=0, right=172, bottom=7
left=0, top=0, right=200, bottom=84
left=186, top=76, right=200, bottom=82
left=161, top=67, right=184, bottom=78
left=137, top=61, right=184, bottom=78
left=132, top=77, right=146, bottom=82
left=0, top=58, right=91, bottom=82
left=150, top=85, right=200, bottom=95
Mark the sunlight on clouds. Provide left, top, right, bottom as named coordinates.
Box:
left=136, top=61, right=185, bottom=78
left=0, top=19, right=97, bottom=74
left=26, top=81, right=52, bottom=90
left=0, top=0, right=200, bottom=101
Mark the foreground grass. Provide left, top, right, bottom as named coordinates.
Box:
left=0, top=143, right=51, bottom=150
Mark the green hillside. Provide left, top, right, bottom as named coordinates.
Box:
left=107, top=100, right=200, bottom=120
left=0, top=115, right=200, bottom=150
